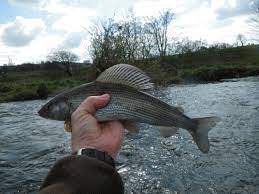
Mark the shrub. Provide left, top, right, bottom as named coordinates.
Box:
left=11, top=89, right=38, bottom=101
left=37, top=83, right=48, bottom=99
left=0, top=85, right=12, bottom=93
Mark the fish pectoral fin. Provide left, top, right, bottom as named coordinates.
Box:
left=96, top=64, right=153, bottom=90
left=122, top=121, right=140, bottom=133
left=158, top=126, right=178, bottom=138
left=64, top=120, right=72, bottom=133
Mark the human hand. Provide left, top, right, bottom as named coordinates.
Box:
left=71, top=94, right=124, bottom=159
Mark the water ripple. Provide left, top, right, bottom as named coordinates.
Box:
left=0, top=77, right=258, bottom=193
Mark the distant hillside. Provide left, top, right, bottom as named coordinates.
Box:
left=164, top=44, right=259, bottom=68
left=160, top=44, right=259, bottom=82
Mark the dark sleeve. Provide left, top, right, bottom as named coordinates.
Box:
left=39, top=155, right=124, bottom=194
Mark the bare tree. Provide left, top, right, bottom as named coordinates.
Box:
left=249, top=1, right=259, bottom=42
left=47, top=50, right=79, bottom=76
left=210, top=42, right=232, bottom=49
left=89, top=18, right=120, bottom=73
left=89, top=13, right=154, bottom=73
left=147, top=10, right=174, bottom=58
left=236, top=34, right=246, bottom=46
left=118, top=15, right=154, bottom=61
left=0, top=64, right=8, bottom=79
left=174, top=37, right=208, bottom=55
left=88, top=10, right=174, bottom=73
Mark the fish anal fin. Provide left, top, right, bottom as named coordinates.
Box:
left=96, top=64, right=153, bottom=90
left=159, top=126, right=178, bottom=138
left=122, top=121, right=140, bottom=133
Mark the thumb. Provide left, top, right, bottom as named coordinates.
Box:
left=79, top=94, right=110, bottom=114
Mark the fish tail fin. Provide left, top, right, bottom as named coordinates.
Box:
left=191, top=117, right=220, bottom=153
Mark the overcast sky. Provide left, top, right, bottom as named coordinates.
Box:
left=0, top=0, right=256, bottom=65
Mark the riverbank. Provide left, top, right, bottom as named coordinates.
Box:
left=0, top=45, right=258, bottom=103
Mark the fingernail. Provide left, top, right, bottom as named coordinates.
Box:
left=100, top=94, right=110, bottom=100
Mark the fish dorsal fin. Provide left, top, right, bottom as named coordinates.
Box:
left=96, top=64, right=153, bottom=90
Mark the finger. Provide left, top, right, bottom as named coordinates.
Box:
left=79, top=94, right=110, bottom=114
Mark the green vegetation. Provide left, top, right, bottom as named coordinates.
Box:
left=0, top=66, right=97, bottom=103
left=0, top=45, right=258, bottom=103
left=166, top=44, right=259, bottom=81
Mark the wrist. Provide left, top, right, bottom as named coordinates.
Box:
left=71, top=131, right=99, bottom=153
left=75, top=148, right=115, bottom=167
left=71, top=135, right=118, bottom=159
left=72, top=145, right=117, bottom=159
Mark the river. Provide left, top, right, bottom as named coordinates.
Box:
left=0, top=77, right=258, bottom=193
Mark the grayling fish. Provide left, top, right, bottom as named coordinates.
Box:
left=38, top=64, right=220, bottom=153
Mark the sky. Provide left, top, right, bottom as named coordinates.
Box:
left=0, top=0, right=257, bottom=65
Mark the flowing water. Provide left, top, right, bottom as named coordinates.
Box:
left=0, top=77, right=258, bottom=194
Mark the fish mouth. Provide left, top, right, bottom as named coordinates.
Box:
left=38, top=106, right=48, bottom=118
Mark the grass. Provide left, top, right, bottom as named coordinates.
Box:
left=0, top=67, right=96, bottom=103
left=179, top=63, right=259, bottom=81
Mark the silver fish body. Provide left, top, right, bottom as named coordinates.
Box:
left=40, top=81, right=195, bottom=128
left=38, top=64, right=220, bottom=153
